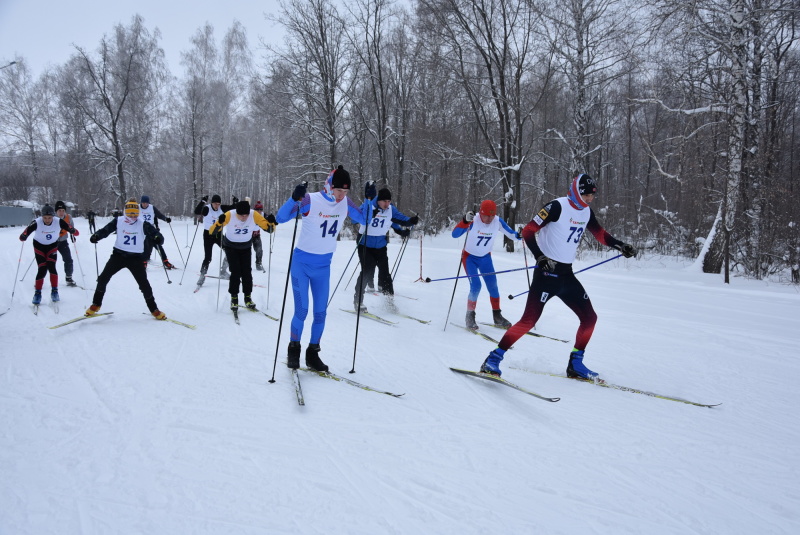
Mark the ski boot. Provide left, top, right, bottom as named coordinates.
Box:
left=32, top=290, right=42, bottom=305
left=566, top=349, right=599, bottom=380
left=492, top=309, right=512, bottom=328
left=465, top=310, right=478, bottom=330
left=151, top=309, right=167, bottom=320
left=85, top=304, right=101, bottom=317
left=305, top=344, right=328, bottom=372
left=244, top=295, right=256, bottom=310
left=256, top=262, right=264, bottom=272
left=480, top=348, right=504, bottom=376
left=384, top=295, right=398, bottom=314
left=200, top=262, right=209, bottom=275
left=287, top=341, right=301, bottom=369
left=163, top=260, right=175, bottom=270
left=51, top=288, right=60, bottom=302
left=354, top=300, right=368, bottom=313
left=230, top=295, right=239, bottom=311
left=65, top=276, right=77, bottom=287
left=220, top=271, right=230, bottom=280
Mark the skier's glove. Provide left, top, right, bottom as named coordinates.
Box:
left=165, top=217, right=172, bottom=224
left=266, top=213, right=277, bottom=225
left=201, top=195, right=209, bottom=202
left=232, top=196, right=239, bottom=205
left=394, top=227, right=410, bottom=238
left=218, top=213, right=227, bottom=224
left=407, top=215, right=419, bottom=226
left=90, top=234, right=99, bottom=244
left=365, top=180, right=377, bottom=200
left=19, top=233, right=27, bottom=242
left=515, top=231, right=522, bottom=240
left=463, top=211, right=474, bottom=223
left=619, top=243, right=637, bottom=258
left=154, top=234, right=165, bottom=246
left=291, top=183, right=307, bottom=201
left=536, top=255, right=557, bottom=272
left=71, top=228, right=79, bottom=236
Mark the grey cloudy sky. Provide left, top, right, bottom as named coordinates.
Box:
left=0, top=0, right=285, bottom=77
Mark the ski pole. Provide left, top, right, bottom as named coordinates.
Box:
left=350, top=196, right=374, bottom=374
left=70, top=238, right=90, bottom=304
left=167, top=220, right=186, bottom=266
left=443, top=229, right=470, bottom=331
left=327, top=240, right=361, bottom=307
left=19, top=256, right=34, bottom=282
left=426, top=264, right=535, bottom=283
left=3, top=241, right=26, bottom=315
left=390, top=229, right=412, bottom=281
left=216, top=239, right=224, bottom=311
left=270, top=184, right=306, bottom=384
left=94, top=241, right=99, bottom=281
left=266, top=230, right=274, bottom=309
left=519, top=225, right=530, bottom=288
left=178, top=219, right=201, bottom=285
left=507, top=254, right=624, bottom=300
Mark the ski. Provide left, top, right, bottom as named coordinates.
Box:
left=203, top=274, right=267, bottom=289
left=449, top=322, right=501, bottom=344
left=480, top=322, right=569, bottom=343
left=341, top=308, right=397, bottom=326
left=141, top=313, right=196, bottom=329
left=232, top=308, right=240, bottom=325
left=49, top=312, right=114, bottom=329
left=291, top=369, right=305, bottom=405
left=511, top=368, right=720, bottom=408
left=371, top=291, right=417, bottom=301
left=236, top=305, right=278, bottom=321
left=450, top=368, right=560, bottom=402
left=300, top=368, right=404, bottom=398
left=393, top=312, right=430, bottom=324
left=32, top=304, right=39, bottom=316
left=194, top=275, right=205, bottom=293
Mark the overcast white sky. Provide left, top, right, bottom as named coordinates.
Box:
left=0, top=0, right=285, bottom=77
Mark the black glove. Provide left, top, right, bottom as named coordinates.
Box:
left=407, top=215, right=419, bottom=226
left=292, top=183, right=307, bottom=201
left=19, top=233, right=27, bottom=242
left=201, top=195, right=208, bottom=202
left=536, top=255, right=557, bottom=272
left=218, top=213, right=227, bottom=224
left=90, top=234, right=99, bottom=244
left=515, top=231, right=522, bottom=240
left=266, top=213, right=277, bottom=225
left=394, top=228, right=410, bottom=238
left=463, top=211, right=474, bottom=224
left=155, top=234, right=164, bottom=246
left=619, top=243, right=637, bottom=258
left=232, top=196, right=239, bottom=205
left=165, top=217, right=172, bottom=224
left=365, top=180, right=377, bottom=200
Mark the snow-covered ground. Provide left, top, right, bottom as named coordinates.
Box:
left=1, top=217, right=798, bottom=534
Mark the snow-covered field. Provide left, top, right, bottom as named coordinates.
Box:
left=1, top=217, right=799, bottom=534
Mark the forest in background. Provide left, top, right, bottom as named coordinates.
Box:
left=1, top=0, right=798, bottom=282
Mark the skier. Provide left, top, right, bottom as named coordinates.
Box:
left=54, top=200, right=78, bottom=287
left=252, top=200, right=266, bottom=272
left=275, top=166, right=370, bottom=372
left=87, top=209, right=97, bottom=233
left=353, top=186, right=418, bottom=313
left=193, top=194, right=232, bottom=283
left=85, top=198, right=168, bottom=320
left=139, top=195, right=175, bottom=269
left=479, top=174, right=637, bottom=379
left=452, top=199, right=520, bottom=331
left=209, top=199, right=277, bottom=311
left=19, top=204, right=78, bottom=304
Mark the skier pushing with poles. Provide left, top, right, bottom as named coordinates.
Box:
left=452, top=199, right=521, bottom=331
left=139, top=195, right=176, bottom=269
left=478, top=174, right=637, bottom=379
left=275, top=166, right=370, bottom=372
left=54, top=200, right=78, bottom=287
left=19, top=204, right=79, bottom=304
left=353, top=186, right=418, bottom=314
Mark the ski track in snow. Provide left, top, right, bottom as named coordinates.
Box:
left=1, top=220, right=799, bottom=534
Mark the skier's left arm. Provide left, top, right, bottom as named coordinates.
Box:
left=497, top=217, right=521, bottom=241
left=144, top=221, right=164, bottom=245
left=208, top=211, right=232, bottom=236
left=59, top=218, right=78, bottom=236
left=253, top=211, right=277, bottom=233
left=346, top=197, right=368, bottom=226
left=154, top=206, right=171, bottom=224
left=390, top=206, right=419, bottom=227
left=586, top=210, right=637, bottom=258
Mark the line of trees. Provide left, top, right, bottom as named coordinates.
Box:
left=1, top=0, right=798, bottom=282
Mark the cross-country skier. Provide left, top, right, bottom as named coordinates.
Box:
left=452, top=199, right=520, bottom=331
left=209, top=199, right=277, bottom=311
left=252, top=200, right=266, bottom=271
left=139, top=195, right=175, bottom=269
left=353, top=186, right=418, bottom=313
left=87, top=209, right=97, bottom=233
left=85, top=198, right=168, bottom=320
left=19, top=204, right=78, bottom=304
left=275, top=166, right=370, bottom=372
left=54, top=200, right=78, bottom=287
left=479, top=174, right=637, bottom=379
left=193, top=194, right=233, bottom=283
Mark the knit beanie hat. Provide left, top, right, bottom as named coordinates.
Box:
left=331, top=165, right=351, bottom=190
left=236, top=200, right=250, bottom=215
left=41, top=204, right=55, bottom=216
left=377, top=188, right=392, bottom=202
left=568, top=174, right=596, bottom=210
left=55, top=200, right=67, bottom=211
left=254, top=201, right=264, bottom=211
left=211, top=194, right=222, bottom=204
left=125, top=198, right=140, bottom=218
left=479, top=199, right=497, bottom=217
left=140, top=195, right=150, bottom=204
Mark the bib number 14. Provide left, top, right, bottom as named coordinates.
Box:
left=320, top=219, right=339, bottom=238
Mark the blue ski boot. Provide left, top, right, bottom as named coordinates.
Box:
left=51, top=288, right=60, bottom=302
left=480, top=348, right=505, bottom=376
left=566, top=349, right=599, bottom=380
left=32, top=290, right=42, bottom=305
